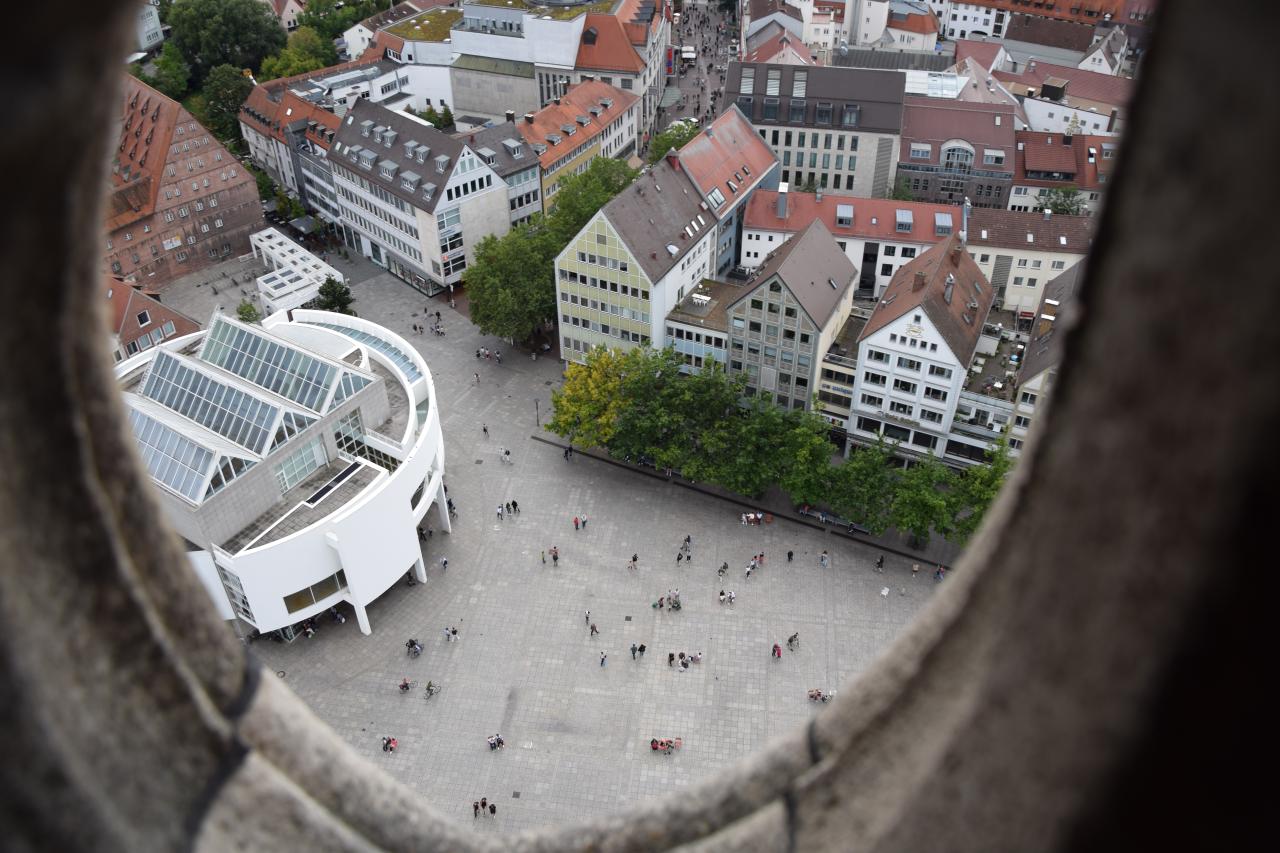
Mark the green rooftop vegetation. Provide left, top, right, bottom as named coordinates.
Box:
left=384, top=8, right=463, bottom=42
left=465, top=0, right=618, bottom=22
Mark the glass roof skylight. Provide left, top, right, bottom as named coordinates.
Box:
left=201, top=317, right=338, bottom=412
left=305, top=322, right=423, bottom=382
left=127, top=408, right=215, bottom=502
left=142, top=351, right=279, bottom=455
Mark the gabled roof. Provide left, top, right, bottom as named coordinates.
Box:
left=887, top=1, right=940, bottom=35
left=1082, top=26, right=1128, bottom=67
left=453, top=122, right=536, bottom=178
left=1012, top=130, right=1112, bottom=190
left=599, top=160, right=710, bottom=283
left=515, top=80, right=638, bottom=170
left=749, top=0, right=804, bottom=23
left=993, top=61, right=1133, bottom=108
left=576, top=13, right=646, bottom=73
left=674, top=105, right=778, bottom=216
left=110, top=77, right=181, bottom=230
left=1018, top=260, right=1084, bottom=382
left=900, top=96, right=1017, bottom=169
left=1004, top=14, right=1096, bottom=52
left=966, top=208, right=1095, bottom=254
left=859, top=235, right=995, bottom=366
left=737, top=220, right=857, bottom=330
left=330, top=99, right=466, bottom=213
left=743, top=190, right=957, bottom=244
left=105, top=275, right=200, bottom=346
left=743, top=25, right=814, bottom=65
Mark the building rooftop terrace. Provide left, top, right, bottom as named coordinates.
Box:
left=221, top=461, right=380, bottom=555
left=466, top=0, right=617, bottom=21
left=384, top=8, right=463, bottom=41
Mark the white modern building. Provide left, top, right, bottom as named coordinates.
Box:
left=1008, top=259, right=1081, bottom=454
left=251, top=228, right=346, bottom=313
left=136, top=0, right=164, bottom=53
left=117, top=310, right=448, bottom=637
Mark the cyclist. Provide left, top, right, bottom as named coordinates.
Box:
left=399, top=678, right=412, bottom=693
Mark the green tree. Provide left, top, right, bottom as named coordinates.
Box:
left=889, top=456, right=954, bottom=548
left=889, top=174, right=915, bottom=201
left=314, top=276, right=355, bottom=315
left=422, top=105, right=442, bottom=127
left=547, top=346, right=631, bottom=449
left=168, top=0, right=287, bottom=85
left=546, top=157, right=637, bottom=243
left=947, top=437, right=1014, bottom=544
left=296, top=0, right=381, bottom=41
left=464, top=218, right=558, bottom=341
left=248, top=164, right=275, bottom=201
left=647, top=121, right=699, bottom=164
left=438, top=104, right=454, bottom=130
left=685, top=394, right=792, bottom=497
left=236, top=299, right=262, bottom=324
left=201, top=64, right=254, bottom=141
left=1040, top=186, right=1085, bottom=215
left=608, top=348, right=699, bottom=467
left=152, top=43, right=191, bottom=99
left=776, top=408, right=837, bottom=507
left=827, top=436, right=897, bottom=534
left=260, top=26, right=338, bottom=80
left=798, top=178, right=818, bottom=193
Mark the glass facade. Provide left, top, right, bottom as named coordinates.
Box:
left=201, top=317, right=338, bottom=412
left=306, top=322, right=423, bottom=382
left=142, top=352, right=279, bottom=454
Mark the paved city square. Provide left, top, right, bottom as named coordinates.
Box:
left=163, top=258, right=936, bottom=834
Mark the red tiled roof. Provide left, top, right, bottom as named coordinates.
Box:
left=993, top=61, right=1133, bottom=107
left=744, top=190, right=956, bottom=245
left=950, top=0, right=1123, bottom=27
left=1013, top=130, right=1112, bottom=190
left=104, top=274, right=201, bottom=347
left=743, top=27, right=814, bottom=65
left=516, top=80, right=638, bottom=170
left=859, top=234, right=995, bottom=365
left=888, top=12, right=940, bottom=35
left=675, top=106, right=778, bottom=214
left=109, top=77, right=182, bottom=230
left=899, top=97, right=1017, bottom=169
left=577, top=14, right=646, bottom=73
left=954, top=39, right=1004, bottom=72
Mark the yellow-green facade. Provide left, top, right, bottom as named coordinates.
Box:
left=541, top=140, right=602, bottom=208
left=556, top=212, right=655, bottom=363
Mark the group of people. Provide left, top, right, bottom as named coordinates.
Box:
left=496, top=500, right=521, bottom=520
left=654, top=589, right=682, bottom=611
left=473, top=798, right=497, bottom=818
left=717, top=589, right=737, bottom=606
left=486, top=733, right=505, bottom=751
left=474, top=347, right=502, bottom=364
left=650, top=737, right=683, bottom=754
left=740, top=512, right=767, bottom=526
left=381, top=736, right=399, bottom=753
left=667, top=650, right=702, bottom=671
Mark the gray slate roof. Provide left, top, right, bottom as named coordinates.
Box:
left=453, top=121, right=536, bottom=179
left=733, top=219, right=857, bottom=330
left=1018, top=260, right=1083, bottom=383
left=331, top=99, right=465, bottom=214
left=726, top=62, right=906, bottom=134
left=829, top=47, right=952, bottom=72
left=602, top=160, right=712, bottom=283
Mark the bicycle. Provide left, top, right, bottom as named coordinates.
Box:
left=398, top=680, right=417, bottom=694
left=423, top=682, right=443, bottom=700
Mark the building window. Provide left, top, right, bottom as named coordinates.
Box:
left=863, top=371, right=886, bottom=386
left=920, top=408, right=943, bottom=424
left=928, top=365, right=953, bottom=379
left=889, top=401, right=913, bottom=416
left=136, top=311, right=151, bottom=327
left=924, top=386, right=948, bottom=402
left=893, top=378, right=917, bottom=394
left=1021, top=391, right=1038, bottom=406
left=763, top=98, right=779, bottom=120
left=897, top=357, right=921, bottom=371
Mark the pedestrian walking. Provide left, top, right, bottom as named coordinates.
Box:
left=935, top=565, right=946, bottom=582
left=440, top=556, right=448, bottom=571
left=551, top=546, right=559, bottom=566
left=600, top=652, right=607, bottom=667
left=630, top=643, right=637, bottom=659
left=581, top=515, right=588, bottom=529
left=676, top=552, right=683, bottom=565
left=497, top=504, right=504, bottom=521
left=787, top=550, right=794, bottom=562
left=638, top=643, right=646, bottom=657
left=451, top=627, right=458, bottom=642
left=719, top=590, right=726, bottom=604
left=631, top=553, right=638, bottom=566
left=574, top=516, right=580, bottom=530
left=728, top=590, right=736, bottom=606
left=745, top=564, right=752, bottom=579
left=585, top=610, right=590, bottom=625
left=443, top=627, right=451, bottom=642
left=482, top=423, right=488, bottom=438
left=875, top=555, right=885, bottom=573
left=668, top=652, right=675, bottom=667
left=541, top=550, right=546, bottom=564
left=489, top=803, right=496, bottom=817
left=481, top=797, right=487, bottom=812
left=511, top=500, right=519, bottom=513
left=590, top=623, right=599, bottom=637
left=474, top=801, right=480, bottom=818
left=474, top=372, right=480, bottom=384
left=563, top=447, right=570, bottom=460
left=772, top=643, right=782, bottom=659
left=913, top=563, right=920, bottom=578
left=819, top=550, right=829, bottom=569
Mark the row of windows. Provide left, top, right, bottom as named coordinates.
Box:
left=559, top=268, right=648, bottom=301
left=731, top=317, right=814, bottom=347
left=561, top=293, right=650, bottom=324
left=337, top=182, right=419, bottom=238
left=343, top=208, right=422, bottom=264
left=510, top=188, right=540, bottom=211
left=445, top=172, right=492, bottom=203
left=561, top=314, right=649, bottom=344
left=763, top=128, right=859, bottom=153
left=577, top=250, right=631, bottom=273
left=887, top=332, right=940, bottom=353
left=668, top=327, right=726, bottom=349
left=779, top=170, right=856, bottom=191
left=333, top=165, right=412, bottom=215
left=730, top=338, right=813, bottom=368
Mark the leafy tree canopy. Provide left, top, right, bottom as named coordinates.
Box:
left=169, top=0, right=286, bottom=85
left=889, top=175, right=914, bottom=201
left=1041, top=186, right=1085, bottom=216
left=236, top=299, right=262, bottom=324
left=947, top=437, right=1014, bottom=543
left=889, top=456, right=954, bottom=547
left=314, top=276, right=355, bottom=315
left=260, top=27, right=338, bottom=81
left=152, top=43, right=191, bottom=100
left=438, top=104, right=454, bottom=130
left=827, top=436, right=897, bottom=535
left=464, top=219, right=559, bottom=341
left=547, top=346, right=633, bottom=450
left=296, top=0, right=382, bottom=41
left=201, top=64, right=255, bottom=141
left=546, top=157, right=637, bottom=245
left=647, top=122, right=699, bottom=164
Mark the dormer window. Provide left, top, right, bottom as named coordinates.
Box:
left=561, top=124, right=576, bottom=136
left=434, top=154, right=450, bottom=174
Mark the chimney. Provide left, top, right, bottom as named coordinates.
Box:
left=1044, top=208, right=1052, bottom=221
left=950, top=243, right=963, bottom=263
left=505, top=110, right=515, bottom=123
left=815, top=189, right=823, bottom=204
left=470, top=134, right=476, bottom=143
left=524, top=113, right=534, bottom=123
left=961, top=197, right=971, bottom=246
left=666, top=151, right=680, bottom=170
left=912, top=271, right=927, bottom=292
left=777, top=181, right=789, bottom=218
left=554, top=96, right=562, bottom=106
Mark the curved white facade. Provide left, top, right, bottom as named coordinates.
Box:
left=116, top=310, right=448, bottom=636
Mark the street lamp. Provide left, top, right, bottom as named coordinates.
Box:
left=535, top=398, right=540, bottom=427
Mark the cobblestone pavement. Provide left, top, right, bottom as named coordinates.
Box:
left=217, top=262, right=940, bottom=834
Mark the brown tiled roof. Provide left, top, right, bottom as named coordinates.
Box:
left=859, top=234, right=995, bottom=365
left=954, top=39, right=1004, bottom=72
left=735, top=219, right=856, bottom=329
left=953, top=0, right=1123, bottom=27
left=993, top=61, right=1133, bottom=108
left=1021, top=134, right=1078, bottom=172
left=105, top=274, right=201, bottom=347
left=899, top=96, right=1016, bottom=170
left=1004, top=14, right=1096, bottom=51
left=1012, top=131, right=1112, bottom=190
left=515, top=80, right=637, bottom=170
left=110, top=77, right=179, bottom=229
left=743, top=190, right=957, bottom=244
left=966, top=208, right=1095, bottom=254
left=749, top=0, right=804, bottom=23
left=576, top=14, right=646, bottom=73
left=888, top=11, right=940, bottom=35
left=743, top=27, right=814, bottom=65
left=674, top=105, right=778, bottom=215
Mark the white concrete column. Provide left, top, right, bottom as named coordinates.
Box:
left=353, top=602, right=371, bottom=636
left=435, top=479, right=452, bottom=534
left=412, top=555, right=426, bottom=584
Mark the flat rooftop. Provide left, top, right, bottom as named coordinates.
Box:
left=466, top=0, right=618, bottom=21
left=665, top=278, right=746, bottom=333
left=384, top=8, right=463, bottom=41
left=221, top=460, right=380, bottom=555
